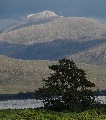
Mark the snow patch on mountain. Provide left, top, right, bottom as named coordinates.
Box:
left=27, top=10, right=58, bottom=19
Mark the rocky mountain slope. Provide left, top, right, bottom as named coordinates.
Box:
left=0, top=11, right=106, bottom=63
left=0, top=39, right=106, bottom=61
left=69, top=43, right=106, bottom=66
left=0, top=11, right=106, bottom=44
left=0, top=11, right=106, bottom=67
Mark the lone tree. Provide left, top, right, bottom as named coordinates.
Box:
left=35, top=58, right=95, bottom=111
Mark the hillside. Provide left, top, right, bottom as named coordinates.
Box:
left=0, top=55, right=52, bottom=94
left=0, top=11, right=106, bottom=44
left=69, top=43, right=106, bottom=66
left=0, top=55, right=105, bottom=94
left=0, top=39, right=106, bottom=61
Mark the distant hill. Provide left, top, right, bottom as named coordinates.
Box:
left=69, top=43, right=106, bottom=66
left=0, top=55, right=105, bottom=94
left=1, top=11, right=106, bottom=44
left=0, top=39, right=106, bottom=61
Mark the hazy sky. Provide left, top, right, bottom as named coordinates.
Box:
left=0, top=0, right=106, bottom=19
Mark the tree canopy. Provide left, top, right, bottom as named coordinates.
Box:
left=35, top=58, right=96, bottom=111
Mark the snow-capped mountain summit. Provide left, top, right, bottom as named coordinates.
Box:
left=27, top=10, right=58, bottom=19
left=26, top=10, right=59, bottom=23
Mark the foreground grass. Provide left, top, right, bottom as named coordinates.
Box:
left=0, top=108, right=106, bottom=120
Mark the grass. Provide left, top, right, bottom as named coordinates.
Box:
left=0, top=55, right=105, bottom=94
left=0, top=55, right=52, bottom=94
left=0, top=107, right=106, bottom=120
left=77, top=63, right=106, bottom=90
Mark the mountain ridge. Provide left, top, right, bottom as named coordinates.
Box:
left=0, top=11, right=106, bottom=68
left=1, top=11, right=106, bottom=45
left=3, top=11, right=60, bottom=33
left=0, top=39, right=105, bottom=61
left=69, top=43, right=106, bottom=66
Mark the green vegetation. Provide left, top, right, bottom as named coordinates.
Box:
left=35, top=58, right=96, bottom=112
left=0, top=107, right=105, bottom=120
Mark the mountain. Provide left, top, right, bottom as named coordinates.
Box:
left=1, top=12, right=106, bottom=44
left=0, top=1, right=106, bottom=94
left=3, top=11, right=59, bottom=33
left=0, top=39, right=106, bottom=61
left=68, top=43, right=106, bottom=66
left=0, top=11, right=106, bottom=62
left=1, top=0, right=106, bottom=32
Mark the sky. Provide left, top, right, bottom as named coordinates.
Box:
left=0, top=0, right=106, bottom=31
left=0, top=0, right=106, bottom=18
